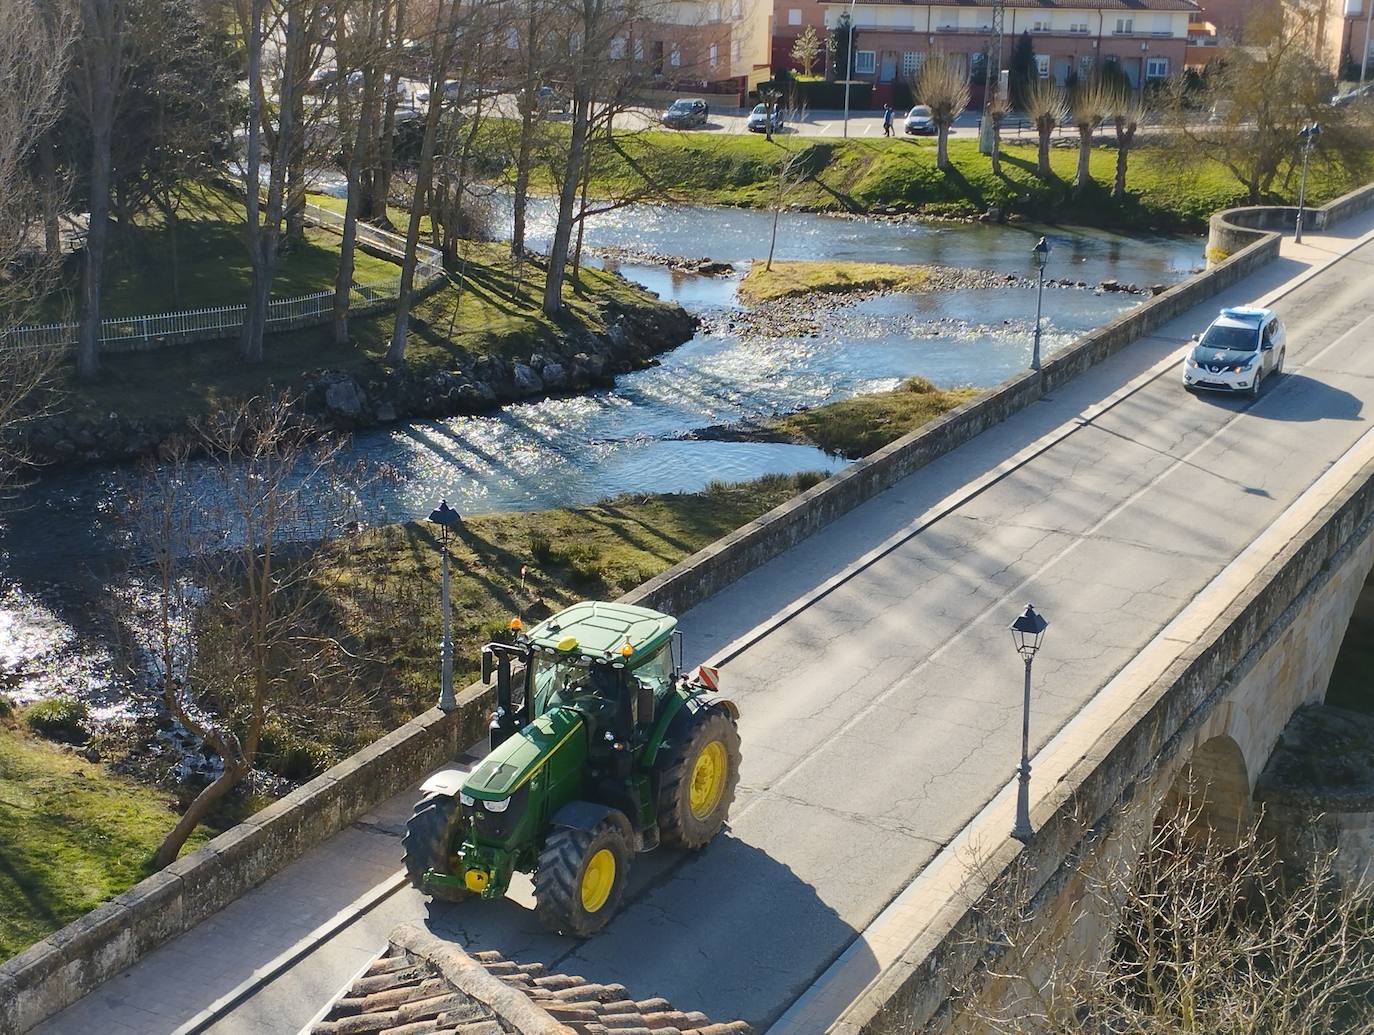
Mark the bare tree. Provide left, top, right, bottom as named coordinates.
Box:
left=507, top=0, right=551, bottom=264
left=0, top=0, right=77, bottom=480
left=138, top=397, right=355, bottom=869
left=953, top=796, right=1374, bottom=1034
left=765, top=149, right=809, bottom=271
left=986, top=89, right=1010, bottom=178
left=915, top=54, right=969, bottom=170
left=791, top=25, right=820, bottom=78
left=1023, top=77, right=1066, bottom=178
left=1068, top=76, right=1113, bottom=191
left=1109, top=93, right=1146, bottom=199
left=70, top=0, right=135, bottom=381
left=1160, top=4, right=1363, bottom=203
left=385, top=0, right=459, bottom=365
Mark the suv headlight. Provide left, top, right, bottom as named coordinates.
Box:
left=460, top=792, right=475, bottom=806
left=1186, top=357, right=1199, bottom=368
left=1228, top=356, right=1257, bottom=372
left=484, top=796, right=512, bottom=813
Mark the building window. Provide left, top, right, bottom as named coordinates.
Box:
left=1035, top=53, right=1049, bottom=78
left=634, top=38, right=644, bottom=61
left=709, top=42, right=718, bottom=66
left=732, top=37, right=742, bottom=60
left=1145, top=56, right=1169, bottom=78
left=1031, top=18, right=1051, bottom=32
left=670, top=42, right=681, bottom=66
left=1114, top=17, right=1133, bottom=34
left=1069, top=20, right=1089, bottom=33
left=788, top=8, right=801, bottom=24
left=610, top=33, right=626, bottom=59
left=854, top=49, right=876, bottom=74
left=1078, top=54, right=1093, bottom=76
left=936, top=8, right=958, bottom=29
left=902, top=50, right=923, bottom=77
left=709, top=2, right=720, bottom=20
left=731, top=0, right=741, bottom=18
left=969, top=50, right=987, bottom=81
left=1152, top=13, right=1171, bottom=34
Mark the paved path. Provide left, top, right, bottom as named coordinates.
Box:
left=36, top=212, right=1374, bottom=1035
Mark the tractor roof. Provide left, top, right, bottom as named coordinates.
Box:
left=525, top=601, right=676, bottom=665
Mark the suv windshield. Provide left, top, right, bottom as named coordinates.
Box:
left=670, top=100, right=692, bottom=110
left=752, top=104, right=769, bottom=114
left=529, top=653, right=588, bottom=716
left=1199, top=322, right=1260, bottom=352
left=910, top=106, right=931, bottom=116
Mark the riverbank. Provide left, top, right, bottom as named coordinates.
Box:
left=578, top=133, right=1371, bottom=231
left=18, top=243, right=695, bottom=468
left=696, top=376, right=979, bottom=459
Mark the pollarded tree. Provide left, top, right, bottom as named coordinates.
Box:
left=915, top=53, right=970, bottom=170
left=1068, top=76, right=1113, bottom=191
left=1109, top=93, right=1146, bottom=198
left=986, top=89, right=1010, bottom=178
left=791, top=25, right=820, bottom=77
left=1023, top=77, right=1066, bottom=177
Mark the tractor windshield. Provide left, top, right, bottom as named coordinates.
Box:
left=529, top=653, right=588, bottom=716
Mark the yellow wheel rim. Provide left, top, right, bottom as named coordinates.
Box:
left=689, top=741, right=728, bottom=820
left=580, top=848, right=616, bottom=913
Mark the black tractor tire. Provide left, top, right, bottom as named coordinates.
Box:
left=533, top=818, right=633, bottom=937
left=655, top=707, right=741, bottom=851
left=402, top=793, right=469, bottom=903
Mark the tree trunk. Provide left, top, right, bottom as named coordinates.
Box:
left=990, top=120, right=1002, bottom=177
left=767, top=204, right=780, bottom=270
left=152, top=762, right=245, bottom=870
left=1037, top=125, right=1051, bottom=176
left=936, top=125, right=950, bottom=170
left=38, top=134, right=61, bottom=265
left=386, top=3, right=452, bottom=365
left=1113, top=127, right=1133, bottom=199
left=373, top=0, right=406, bottom=229
left=571, top=141, right=594, bottom=280
left=77, top=113, right=113, bottom=381
left=284, top=95, right=308, bottom=252
left=542, top=93, right=589, bottom=318
left=335, top=39, right=378, bottom=346
left=1074, top=129, right=1091, bottom=189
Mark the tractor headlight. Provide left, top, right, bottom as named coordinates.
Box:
left=484, top=796, right=512, bottom=813
left=460, top=792, right=475, bottom=807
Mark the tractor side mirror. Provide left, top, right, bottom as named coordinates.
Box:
left=495, top=654, right=513, bottom=712
left=481, top=647, right=494, bottom=685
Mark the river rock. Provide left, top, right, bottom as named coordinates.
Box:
left=322, top=374, right=367, bottom=422
left=512, top=363, right=544, bottom=393
left=374, top=401, right=397, bottom=423
left=541, top=362, right=569, bottom=390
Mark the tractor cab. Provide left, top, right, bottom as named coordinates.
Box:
left=483, top=601, right=679, bottom=752
left=405, top=599, right=741, bottom=937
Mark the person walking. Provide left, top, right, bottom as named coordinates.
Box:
left=883, top=103, right=894, bottom=138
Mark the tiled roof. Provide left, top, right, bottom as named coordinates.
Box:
left=310, top=924, right=754, bottom=1035
left=820, top=0, right=1199, bottom=10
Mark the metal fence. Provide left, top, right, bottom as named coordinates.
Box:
left=4, top=201, right=444, bottom=354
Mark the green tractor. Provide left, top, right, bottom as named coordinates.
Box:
left=402, top=600, right=741, bottom=936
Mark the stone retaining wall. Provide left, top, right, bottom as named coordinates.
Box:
left=1206, top=182, right=1374, bottom=263
left=0, top=197, right=1313, bottom=1033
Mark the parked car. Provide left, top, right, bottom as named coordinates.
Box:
left=1182, top=306, right=1286, bottom=397
left=416, top=80, right=464, bottom=106
left=746, top=102, right=784, bottom=133
left=661, top=97, right=709, bottom=129
left=904, top=104, right=936, bottom=135
left=1332, top=82, right=1374, bottom=107
left=536, top=85, right=569, bottom=113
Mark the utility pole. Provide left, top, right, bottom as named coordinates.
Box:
left=979, top=0, right=1005, bottom=154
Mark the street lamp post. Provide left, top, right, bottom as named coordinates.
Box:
left=1031, top=235, right=1051, bottom=371
left=842, top=0, right=857, bottom=138
left=1294, top=122, right=1321, bottom=245
left=429, top=499, right=462, bottom=712
left=1009, top=603, right=1048, bottom=843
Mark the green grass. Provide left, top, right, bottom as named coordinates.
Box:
left=41, top=184, right=400, bottom=323
left=308, top=473, right=824, bottom=744
left=568, top=131, right=1373, bottom=231
left=0, top=722, right=212, bottom=960
left=771, top=377, right=980, bottom=459
left=739, top=260, right=932, bottom=302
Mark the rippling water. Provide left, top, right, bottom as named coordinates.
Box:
left=0, top=199, right=1203, bottom=702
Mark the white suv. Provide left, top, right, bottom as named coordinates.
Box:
left=1182, top=306, right=1286, bottom=396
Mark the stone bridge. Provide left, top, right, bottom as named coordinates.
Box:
left=7, top=192, right=1374, bottom=1035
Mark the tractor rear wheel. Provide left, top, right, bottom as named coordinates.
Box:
left=402, top=794, right=469, bottom=903
left=533, top=818, right=632, bottom=936
left=656, top=708, right=741, bottom=850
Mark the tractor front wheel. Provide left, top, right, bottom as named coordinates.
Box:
left=402, top=794, right=469, bottom=903
left=656, top=708, right=741, bottom=850
left=533, top=818, right=632, bottom=936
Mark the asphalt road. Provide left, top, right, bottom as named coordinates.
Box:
left=34, top=218, right=1374, bottom=1035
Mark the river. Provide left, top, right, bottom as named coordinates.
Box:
left=0, top=200, right=1202, bottom=711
